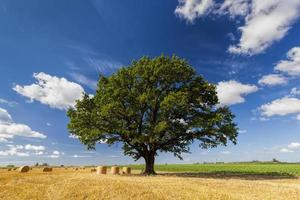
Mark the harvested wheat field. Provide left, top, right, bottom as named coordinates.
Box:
left=1, top=168, right=300, bottom=200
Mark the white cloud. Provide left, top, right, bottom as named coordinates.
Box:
left=275, top=47, right=300, bottom=76
left=0, top=123, right=46, bottom=139
left=35, top=151, right=44, bottom=155
left=220, top=150, right=231, bottom=154
left=175, top=0, right=300, bottom=55
left=279, top=142, right=300, bottom=153
left=0, top=138, right=8, bottom=143
left=53, top=150, right=60, bottom=155
left=0, top=108, right=12, bottom=123
left=239, top=129, right=247, bottom=134
left=24, top=144, right=45, bottom=151
left=216, top=80, right=258, bottom=106
left=291, top=88, right=300, bottom=96
left=69, top=134, right=79, bottom=139
left=13, top=72, right=85, bottom=110
left=280, top=148, right=294, bottom=153
left=175, top=0, right=214, bottom=23
left=69, top=73, right=97, bottom=90
left=85, top=57, right=122, bottom=75
left=0, top=108, right=46, bottom=140
left=0, top=145, right=29, bottom=157
left=287, top=142, right=300, bottom=150
left=217, top=0, right=250, bottom=18
left=72, top=154, right=92, bottom=158
left=229, top=0, right=300, bottom=55
left=258, top=74, right=287, bottom=86
left=260, top=97, right=300, bottom=117
left=48, top=150, right=60, bottom=158
left=296, top=114, right=300, bottom=121
left=0, top=98, right=17, bottom=107
left=46, top=122, right=51, bottom=126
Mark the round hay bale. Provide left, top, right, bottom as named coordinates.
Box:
left=13, top=168, right=17, bottom=171
left=96, top=166, right=107, bottom=174
left=75, top=168, right=78, bottom=170
left=122, top=167, right=131, bottom=175
left=110, top=166, right=119, bottom=175
left=91, top=168, right=96, bottom=173
left=7, top=168, right=12, bottom=171
left=18, top=166, right=30, bottom=173
left=42, top=167, right=53, bottom=172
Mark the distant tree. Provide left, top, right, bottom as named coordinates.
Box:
left=67, top=55, right=238, bottom=175
left=35, top=162, right=39, bottom=167
left=41, top=163, right=49, bottom=166
left=272, top=158, right=280, bottom=163
left=6, top=165, right=14, bottom=168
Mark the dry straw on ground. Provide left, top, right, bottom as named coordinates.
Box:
left=96, top=166, right=107, bottom=174
left=122, top=167, right=131, bottom=175
left=1, top=168, right=300, bottom=200
left=110, top=166, right=119, bottom=175
left=18, top=166, right=29, bottom=173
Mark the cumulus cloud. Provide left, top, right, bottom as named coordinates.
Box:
left=24, top=144, right=45, bottom=151
left=0, top=145, right=29, bottom=157
left=279, top=142, right=300, bottom=153
left=72, top=154, right=92, bottom=158
left=0, top=144, right=47, bottom=157
left=275, top=47, right=300, bottom=76
left=288, top=142, right=300, bottom=149
left=258, top=74, right=288, bottom=86
left=49, top=150, right=60, bottom=158
left=0, top=108, right=46, bottom=140
left=175, top=0, right=300, bottom=55
left=229, top=1, right=300, bottom=55
left=13, top=72, right=85, bottom=110
left=175, top=0, right=214, bottom=23
left=0, top=138, right=8, bottom=143
left=296, top=114, right=300, bottom=121
left=0, top=108, right=12, bottom=123
left=291, top=88, right=300, bottom=96
left=216, top=0, right=249, bottom=18
left=260, top=97, right=300, bottom=117
left=279, top=148, right=294, bottom=153
left=216, top=80, right=258, bottom=106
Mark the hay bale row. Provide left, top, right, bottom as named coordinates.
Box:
left=95, top=166, right=131, bottom=175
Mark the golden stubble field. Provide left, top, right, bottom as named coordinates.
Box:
left=1, top=168, right=300, bottom=200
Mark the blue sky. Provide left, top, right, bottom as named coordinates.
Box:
left=1, top=0, right=300, bottom=166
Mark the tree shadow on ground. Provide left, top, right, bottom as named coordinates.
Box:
left=157, top=171, right=297, bottom=180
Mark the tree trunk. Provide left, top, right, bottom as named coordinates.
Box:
left=143, top=152, right=156, bottom=175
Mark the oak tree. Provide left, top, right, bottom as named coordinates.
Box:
left=67, top=55, right=238, bottom=175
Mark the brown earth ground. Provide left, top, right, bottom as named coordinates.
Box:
left=1, top=167, right=300, bottom=200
